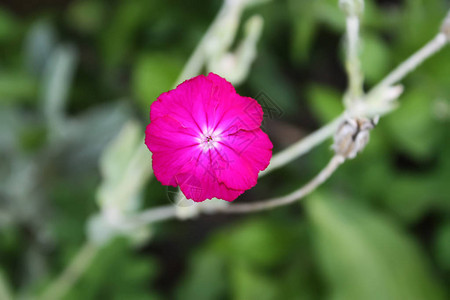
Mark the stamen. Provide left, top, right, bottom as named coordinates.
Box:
left=199, top=129, right=221, bottom=151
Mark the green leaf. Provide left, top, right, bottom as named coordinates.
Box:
left=230, top=261, right=278, bottom=300
left=24, top=21, right=57, bottom=76
left=384, top=87, right=441, bottom=160
left=0, top=268, right=13, bottom=300
left=97, top=120, right=152, bottom=212
left=213, top=219, right=294, bottom=267
left=316, top=0, right=345, bottom=32
left=99, top=121, right=141, bottom=184
left=289, top=0, right=317, bottom=64
left=0, top=72, right=37, bottom=103
left=66, top=0, right=106, bottom=35
left=175, top=251, right=227, bottom=300
left=361, top=33, right=390, bottom=84
left=308, top=84, right=343, bottom=124
left=382, top=173, right=441, bottom=223
left=306, top=193, right=445, bottom=300
left=132, top=53, right=181, bottom=109
left=66, top=239, right=160, bottom=300
left=399, top=0, right=443, bottom=52
left=176, top=219, right=307, bottom=300
left=248, top=52, right=298, bottom=115
left=0, top=9, right=20, bottom=43
left=434, top=222, right=450, bottom=271
left=100, top=0, right=153, bottom=67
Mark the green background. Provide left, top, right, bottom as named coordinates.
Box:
left=0, top=0, right=449, bottom=299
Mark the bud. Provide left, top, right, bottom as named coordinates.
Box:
left=333, top=117, right=377, bottom=159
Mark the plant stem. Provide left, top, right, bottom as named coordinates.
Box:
left=369, top=32, right=448, bottom=95
left=130, top=205, right=177, bottom=227
left=136, top=155, right=344, bottom=220
left=262, top=25, right=450, bottom=177
left=40, top=243, right=99, bottom=300
left=222, top=155, right=345, bottom=213
left=175, top=1, right=229, bottom=84
left=116, top=26, right=450, bottom=220
left=345, top=15, right=364, bottom=103
left=259, top=115, right=344, bottom=177
left=37, top=8, right=450, bottom=300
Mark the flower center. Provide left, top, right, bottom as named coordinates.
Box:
left=198, top=129, right=221, bottom=151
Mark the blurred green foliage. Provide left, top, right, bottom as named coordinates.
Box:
left=0, top=0, right=449, bottom=299
left=132, top=53, right=182, bottom=109
left=68, top=239, right=160, bottom=300
left=307, top=194, right=444, bottom=300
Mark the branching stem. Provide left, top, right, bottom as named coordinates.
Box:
left=40, top=6, right=450, bottom=300
left=370, top=32, right=448, bottom=95
left=220, top=155, right=345, bottom=213
left=260, top=116, right=344, bottom=177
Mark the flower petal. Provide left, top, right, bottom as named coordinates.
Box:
left=176, top=151, right=245, bottom=202
left=214, top=129, right=273, bottom=191
left=145, top=116, right=201, bottom=186
left=150, top=73, right=263, bottom=134
left=150, top=75, right=212, bottom=132
left=206, top=73, right=263, bottom=134
left=145, top=73, right=273, bottom=202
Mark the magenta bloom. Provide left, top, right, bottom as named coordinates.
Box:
left=145, top=73, right=272, bottom=202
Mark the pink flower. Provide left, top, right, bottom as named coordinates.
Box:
left=145, top=73, right=272, bottom=202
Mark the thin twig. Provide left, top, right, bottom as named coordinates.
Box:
left=136, top=155, right=345, bottom=222
left=262, top=22, right=450, bottom=177
left=38, top=3, right=244, bottom=299
left=135, top=155, right=344, bottom=221
left=221, top=155, right=345, bottom=213
left=345, top=15, right=364, bottom=102
left=175, top=26, right=214, bottom=85
left=175, top=0, right=236, bottom=84
left=259, top=116, right=344, bottom=177
left=38, top=7, right=450, bottom=300
left=109, top=28, right=450, bottom=219
left=40, top=243, right=99, bottom=300
left=369, top=32, right=448, bottom=96
left=129, top=205, right=177, bottom=227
